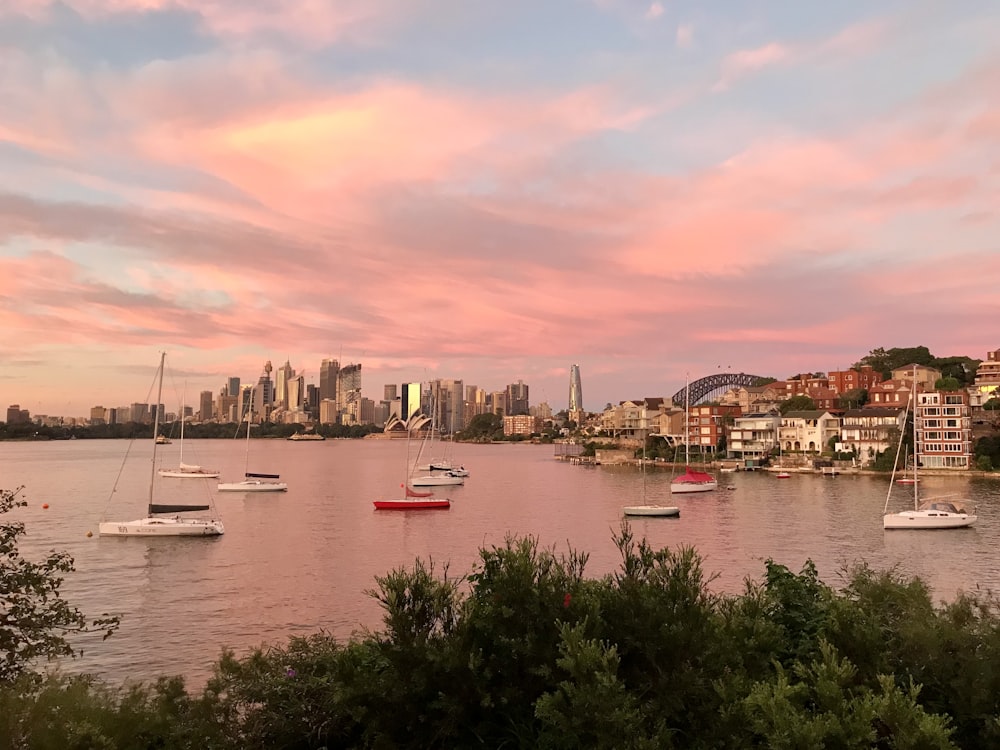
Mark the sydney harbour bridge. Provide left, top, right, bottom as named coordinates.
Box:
left=669, top=372, right=771, bottom=407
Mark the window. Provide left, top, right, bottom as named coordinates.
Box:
left=924, top=407, right=940, bottom=416
left=924, top=419, right=940, bottom=428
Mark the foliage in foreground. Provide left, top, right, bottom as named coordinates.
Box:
left=0, top=487, right=119, bottom=686
left=7, top=519, right=1000, bottom=748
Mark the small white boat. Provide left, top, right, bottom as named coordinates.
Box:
left=410, top=474, right=465, bottom=487
left=623, top=505, right=680, bottom=517
left=159, top=464, right=221, bottom=479
left=217, top=476, right=288, bottom=492
left=287, top=432, right=325, bottom=441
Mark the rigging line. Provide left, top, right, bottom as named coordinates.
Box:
left=882, top=394, right=911, bottom=515
left=105, top=357, right=164, bottom=516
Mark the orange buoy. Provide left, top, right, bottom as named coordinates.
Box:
left=86, top=531, right=93, bottom=537
left=42, top=503, right=49, bottom=509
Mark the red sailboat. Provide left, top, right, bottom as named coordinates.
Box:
left=374, top=412, right=451, bottom=510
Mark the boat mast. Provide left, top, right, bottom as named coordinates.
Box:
left=685, top=374, right=690, bottom=467
left=244, top=384, right=253, bottom=477
left=912, top=364, right=919, bottom=510
left=149, top=351, right=166, bottom=516
left=179, top=383, right=186, bottom=465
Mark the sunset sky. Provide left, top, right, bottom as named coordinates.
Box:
left=2, top=1, right=998, bottom=417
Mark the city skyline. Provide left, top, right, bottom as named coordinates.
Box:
left=2, top=2, right=998, bottom=416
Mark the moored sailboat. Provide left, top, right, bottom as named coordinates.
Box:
left=671, top=376, right=718, bottom=494
left=883, top=366, right=976, bottom=530
left=624, top=429, right=680, bottom=517
left=159, top=386, right=220, bottom=479
left=99, top=353, right=224, bottom=537
left=374, top=412, right=450, bottom=510
left=217, top=387, right=287, bottom=492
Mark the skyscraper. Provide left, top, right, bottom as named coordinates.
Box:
left=320, top=358, right=339, bottom=404
left=199, top=391, right=213, bottom=422
left=275, top=360, right=294, bottom=410
left=337, top=363, right=362, bottom=424
left=569, top=365, right=583, bottom=411
left=506, top=380, right=529, bottom=416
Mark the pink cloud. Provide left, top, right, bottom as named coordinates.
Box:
left=676, top=24, right=694, bottom=50
left=713, top=42, right=790, bottom=91
left=1, top=0, right=407, bottom=46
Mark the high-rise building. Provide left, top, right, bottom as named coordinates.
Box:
left=275, top=360, right=294, bottom=410
left=89, top=406, right=107, bottom=425
left=6, top=405, right=29, bottom=424
left=337, top=363, right=362, bottom=424
left=320, top=358, right=339, bottom=404
left=227, top=377, right=240, bottom=398
left=306, top=384, right=320, bottom=420
left=288, top=375, right=304, bottom=412
left=506, top=380, right=529, bottom=416
left=569, top=365, right=583, bottom=412
left=384, top=384, right=398, bottom=401
left=489, top=391, right=507, bottom=416
left=199, top=391, right=214, bottom=422
left=130, top=402, right=150, bottom=424
left=434, top=378, right=464, bottom=433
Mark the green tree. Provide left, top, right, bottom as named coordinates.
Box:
left=457, top=413, right=503, bottom=441
left=1, top=487, right=119, bottom=684
left=837, top=388, right=868, bottom=409
left=934, top=377, right=962, bottom=391
left=780, top=395, right=816, bottom=414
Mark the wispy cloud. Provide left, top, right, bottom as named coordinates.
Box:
left=713, top=42, right=790, bottom=91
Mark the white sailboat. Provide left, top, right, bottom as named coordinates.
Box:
left=883, top=366, right=976, bottom=530
left=624, top=428, right=680, bottom=517
left=409, top=397, right=465, bottom=486
left=99, top=353, right=224, bottom=537
left=158, top=386, right=220, bottom=479
left=217, top=388, right=287, bottom=492
left=671, top=376, right=718, bottom=494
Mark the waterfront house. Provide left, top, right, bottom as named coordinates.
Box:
left=840, top=407, right=905, bottom=467
left=728, top=412, right=780, bottom=465
left=780, top=411, right=842, bottom=454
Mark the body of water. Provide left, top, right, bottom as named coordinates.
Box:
left=4, top=438, right=1000, bottom=687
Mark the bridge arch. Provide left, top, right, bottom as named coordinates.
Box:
left=670, top=373, right=772, bottom=406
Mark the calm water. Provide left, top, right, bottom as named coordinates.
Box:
left=4, top=438, right=1000, bottom=687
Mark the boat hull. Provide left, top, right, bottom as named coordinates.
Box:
left=883, top=511, right=976, bottom=530
left=99, top=517, right=224, bottom=536
left=159, top=470, right=220, bottom=478
left=217, top=480, right=288, bottom=492
left=374, top=499, right=451, bottom=510
left=410, top=475, right=464, bottom=486
left=670, top=481, right=718, bottom=494
left=623, top=505, right=680, bottom=517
